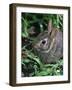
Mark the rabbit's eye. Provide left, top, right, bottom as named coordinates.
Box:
left=42, top=40, right=46, bottom=45
left=40, top=38, right=48, bottom=45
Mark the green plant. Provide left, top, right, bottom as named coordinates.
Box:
left=21, top=13, right=63, bottom=77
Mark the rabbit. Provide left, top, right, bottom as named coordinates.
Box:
left=33, top=20, right=63, bottom=64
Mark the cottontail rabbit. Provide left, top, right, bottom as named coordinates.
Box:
left=33, top=20, right=63, bottom=64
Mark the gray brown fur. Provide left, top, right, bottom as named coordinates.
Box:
left=33, top=20, right=63, bottom=64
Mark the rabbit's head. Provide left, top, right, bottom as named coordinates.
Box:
left=33, top=20, right=57, bottom=53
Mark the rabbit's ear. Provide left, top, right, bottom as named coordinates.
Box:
left=48, top=19, right=52, bottom=35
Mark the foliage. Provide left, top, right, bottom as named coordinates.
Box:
left=21, top=13, right=63, bottom=77
left=21, top=13, right=63, bottom=38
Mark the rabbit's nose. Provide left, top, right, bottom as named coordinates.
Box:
left=33, top=45, right=38, bottom=49
left=33, top=43, right=40, bottom=49
left=32, top=43, right=36, bottom=48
